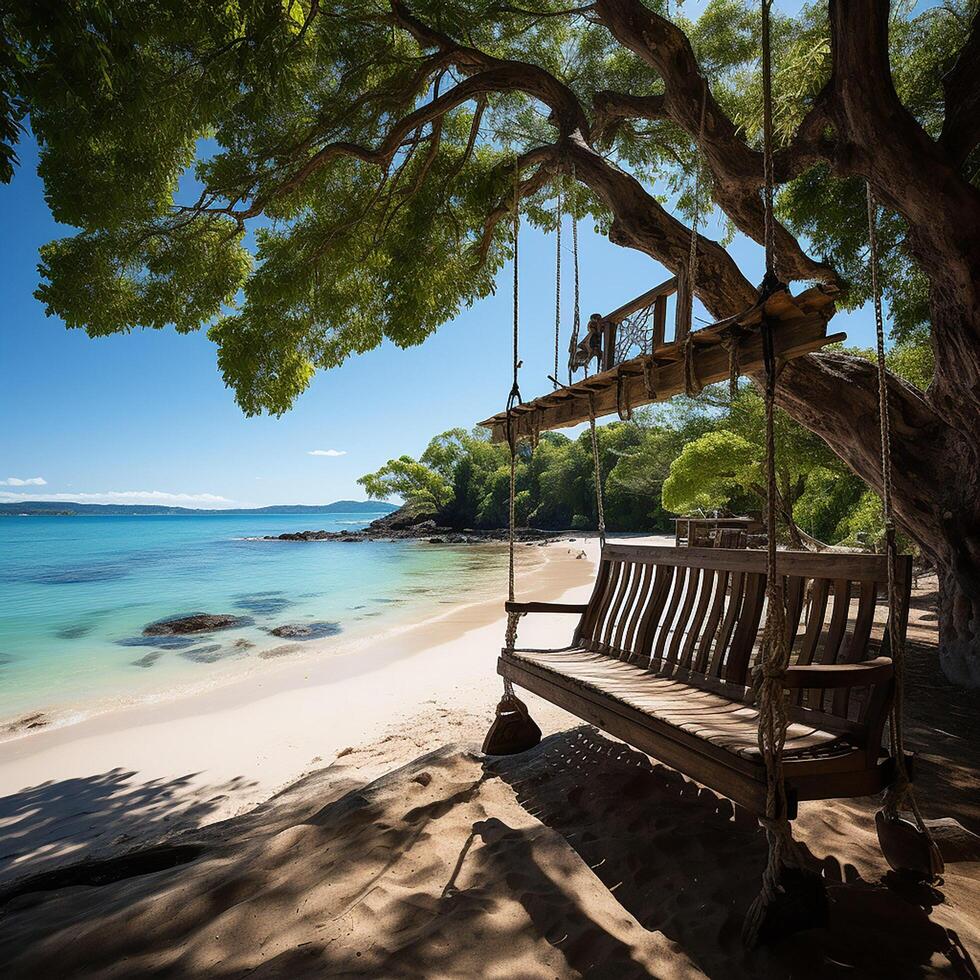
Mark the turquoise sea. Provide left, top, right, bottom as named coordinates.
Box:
left=0, top=513, right=512, bottom=730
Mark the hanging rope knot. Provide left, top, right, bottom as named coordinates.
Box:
left=753, top=661, right=787, bottom=685
left=720, top=325, right=743, bottom=398
left=642, top=356, right=657, bottom=399
left=503, top=609, right=522, bottom=651
left=682, top=334, right=703, bottom=397
left=758, top=269, right=785, bottom=302
left=616, top=368, right=633, bottom=421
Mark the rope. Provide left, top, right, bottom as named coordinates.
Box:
left=587, top=392, right=606, bottom=548
left=502, top=161, right=523, bottom=687
left=684, top=79, right=709, bottom=332
left=616, top=368, right=633, bottom=421
left=721, top=326, right=742, bottom=400
left=642, top=357, right=658, bottom=400
left=569, top=161, right=581, bottom=386
left=760, top=0, right=779, bottom=288
left=866, top=183, right=933, bottom=840
left=743, top=0, right=801, bottom=945
left=554, top=179, right=562, bottom=388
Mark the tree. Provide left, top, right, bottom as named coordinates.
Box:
left=358, top=455, right=452, bottom=513
left=662, top=386, right=855, bottom=547
left=3, top=0, right=979, bottom=683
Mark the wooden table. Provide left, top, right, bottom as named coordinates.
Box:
left=673, top=516, right=763, bottom=548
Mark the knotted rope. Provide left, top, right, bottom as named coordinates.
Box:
left=503, top=163, right=523, bottom=672
left=866, top=183, right=934, bottom=844
left=553, top=179, right=562, bottom=389
left=721, top=326, right=743, bottom=399
left=743, top=0, right=802, bottom=946
left=587, top=392, right=606, bottom=548
left=682, top=334, right=703, bottom=397
left=568, top=161, right=582, bottom=386
left=616, top=368, right=633, bottom=421
left=642, top=356, right=658, bottom=400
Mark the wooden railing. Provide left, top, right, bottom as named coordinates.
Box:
left=598, top=272, right=686, bottom=371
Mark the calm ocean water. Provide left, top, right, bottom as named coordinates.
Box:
left=0, top=513, right=511, bottom=729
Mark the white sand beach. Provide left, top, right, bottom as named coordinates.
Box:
left=0, top=536, right=606, bottom=883
left=1, top=537, right=978, bottom=979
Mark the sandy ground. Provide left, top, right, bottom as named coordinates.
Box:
left=0, top=536, right=605, bottom=884
left=0, top=540, right=978, bottom=978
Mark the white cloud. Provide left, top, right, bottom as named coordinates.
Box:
left=307, top=449, right=347, bottom=457
left=0, top=490, right=234, bottom=508
left=0, top=476, right=46, bottom=486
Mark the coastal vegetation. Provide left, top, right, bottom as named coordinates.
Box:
left=360, top=351, right=928, bottom=551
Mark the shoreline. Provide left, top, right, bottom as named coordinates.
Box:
left=0, top=536, right=563, bottom=742
left=0, top=535, right=607, bottom=885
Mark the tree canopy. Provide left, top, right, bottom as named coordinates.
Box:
left=1, top=0, right=969, bottom=414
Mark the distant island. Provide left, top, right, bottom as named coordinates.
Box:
left=0, top=500, right=399, bottom=517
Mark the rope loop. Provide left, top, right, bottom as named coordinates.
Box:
left=682, top=335, right=703, bottom=398
left=616, top=368, right=633, bottom=421
left=642, top=356, right=658, bottom=400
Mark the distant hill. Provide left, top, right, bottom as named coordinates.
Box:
left=0, top=500, right=399, bottom=517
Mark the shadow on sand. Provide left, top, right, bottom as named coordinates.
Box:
left=0, top=767, right=255, bottom=888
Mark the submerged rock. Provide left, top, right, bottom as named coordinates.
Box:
left=268, top=622, right=342, bottom=641
left=143, top=613, right=252, bottom=636
left=131, top=652, right=163, bottom=669
left=118, top=635, right=199, bottom=650
left=233, top=592, right=293, bottom=616
left=179, top=644, right=227, bottom=663
left=56, top=623, right=94, bottom=640
left=259, top=644, right=302, bottom=659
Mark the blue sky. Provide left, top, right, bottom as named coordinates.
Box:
left=1, top=123, right=880, bottom=509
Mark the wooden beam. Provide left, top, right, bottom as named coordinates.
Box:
left=604, top=275, right=677, bottom=325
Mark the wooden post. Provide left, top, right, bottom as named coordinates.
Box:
left=601, top=319, right=617, bottom=371
left=674, top=267, right=691, bottom=344
left=652, top=295, right=667, bottom=350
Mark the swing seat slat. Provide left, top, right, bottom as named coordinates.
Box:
left=497, top=544, right=910, bottom=819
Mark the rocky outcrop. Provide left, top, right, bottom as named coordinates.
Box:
left=263, top=508, right=563, bottom=545
left=142, top=613, right=252, bottom=636
left=268, top=622, right=342, bottom=640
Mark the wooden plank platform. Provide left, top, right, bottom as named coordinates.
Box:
left=481, top=286, right=840, bottom=443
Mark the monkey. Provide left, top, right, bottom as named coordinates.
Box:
left=568, top=313, right=605, bottom=375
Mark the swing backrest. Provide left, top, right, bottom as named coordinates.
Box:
left=574, top=544, right=910, bottom=730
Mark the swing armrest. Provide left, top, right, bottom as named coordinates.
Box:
left=782, top=657, right=893, bottom=689
left=505, top=601, right=589, bottom=615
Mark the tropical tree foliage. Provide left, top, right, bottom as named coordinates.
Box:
left=360, top=382, right=886, bottom=548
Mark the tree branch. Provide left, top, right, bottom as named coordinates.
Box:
left=939, top=5, right=980, bottom=168
left=772, top=352, right=947, bottom=555
left=592, top=90, right=667, bottom=142
left=591, top=0, right=839, bottom=288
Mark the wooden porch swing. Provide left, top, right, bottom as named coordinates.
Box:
left=478, top=0, right=941, bottom=946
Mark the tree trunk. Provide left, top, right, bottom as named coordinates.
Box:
left=773, top=352, right=980, bottom=687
